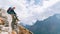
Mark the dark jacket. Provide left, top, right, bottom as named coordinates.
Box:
left=7, top=7, right=16, bottom=15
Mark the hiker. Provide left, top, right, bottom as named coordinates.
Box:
left=7, top=7, right=19, bottom=30
left=7, top=7, right=19, bottom=21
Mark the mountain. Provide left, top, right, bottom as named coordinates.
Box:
left=25, top=14, right=60, bottom=34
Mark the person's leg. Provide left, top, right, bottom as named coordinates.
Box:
left=14, top=14, right=19, bottom=21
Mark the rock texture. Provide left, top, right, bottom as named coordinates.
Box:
left=0, top=8, right=33, bottom=34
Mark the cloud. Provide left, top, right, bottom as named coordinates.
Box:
left=0, top=0, right=60, bottom=25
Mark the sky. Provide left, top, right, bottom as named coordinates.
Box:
left=0, top=0, right=60, bottom=25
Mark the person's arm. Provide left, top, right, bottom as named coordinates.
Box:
left=11, top=9, right=16, bottom=15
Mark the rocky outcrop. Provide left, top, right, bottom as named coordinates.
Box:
left=0, top=8, right=33, bottom=34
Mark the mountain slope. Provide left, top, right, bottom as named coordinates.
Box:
left=26, top=14, right=60, bottom=34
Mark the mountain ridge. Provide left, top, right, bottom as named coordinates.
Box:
left=25, top=14, right=60, bottom=34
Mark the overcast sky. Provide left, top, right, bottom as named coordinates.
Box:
left=0, top=0, right=60, bottom=25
